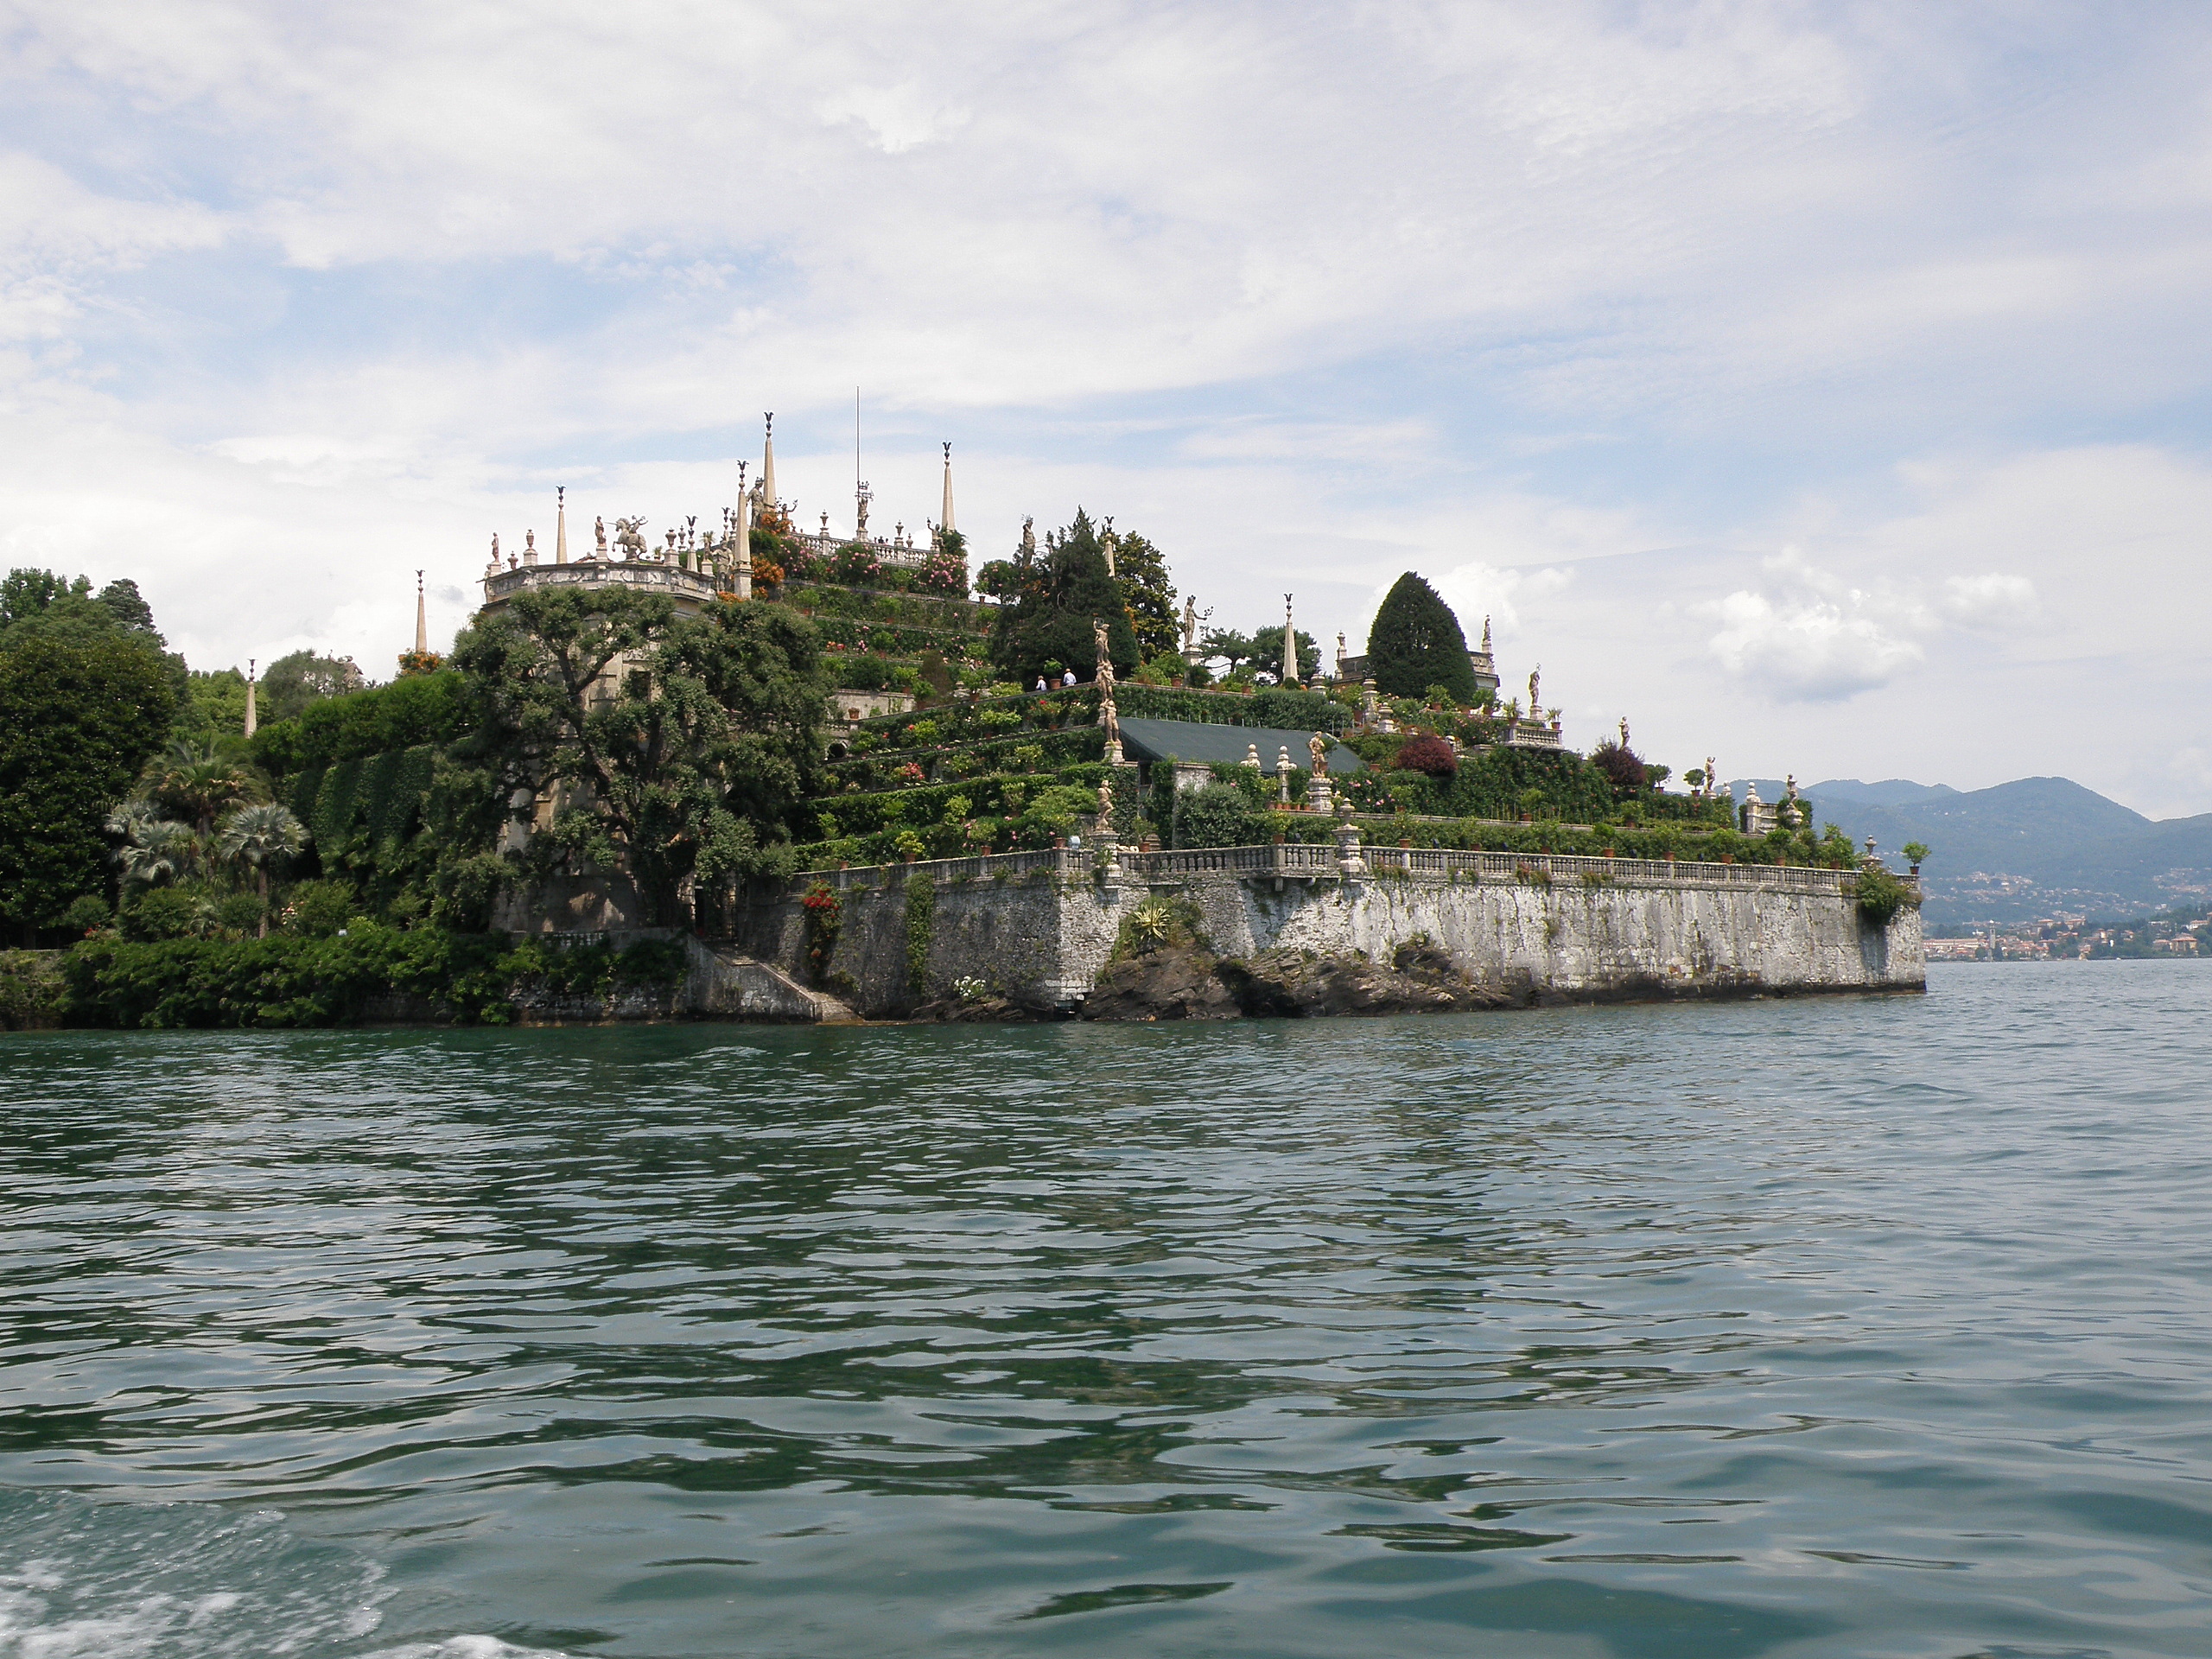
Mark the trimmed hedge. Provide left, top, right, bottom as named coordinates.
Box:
left=859, top=683, right=1349, bottom=752
left=826, top=726, right=1103, bottom=791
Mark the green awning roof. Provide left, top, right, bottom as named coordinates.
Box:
left=1116, top=718, right=1365, bottom=774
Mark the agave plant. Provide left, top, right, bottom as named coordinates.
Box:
left=219, top=803, right=307, bottom=934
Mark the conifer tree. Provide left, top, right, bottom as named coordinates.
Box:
left=1100, top=523, right=1179, bottom=659
left=988, top=509, right=1139, bottom=686
left=1365, top=573, right=1476, bottom=701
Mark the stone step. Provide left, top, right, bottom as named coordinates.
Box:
left=685, top=941, right=857, bottom=1022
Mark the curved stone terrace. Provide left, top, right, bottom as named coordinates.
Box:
left=794, top=842, right=1909, bottom=900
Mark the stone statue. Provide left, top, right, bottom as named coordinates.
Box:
left=1020, top=516, right=1037, bottom=560
left=1527, top=666, right=1541, bottom=715
left=1097, top=779, right=1114, bottom=820
left=612, top=517, right=648, bottom=559
left=490, top=531, right=499, bottom=561
left=594, top=515, right=607, bottom=555
left=1309, top=731, right=1329, bottom=772
left=1182, top=596, right=1200, bottom=652
left=1618, top=715, right=1630, bottom=749
left=1092, top=616, right=1115, bottom=690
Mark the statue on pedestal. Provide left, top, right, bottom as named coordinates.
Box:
left=594, top=516, right=607, bottom=556
left=1527, top=666, right=1541, bottom=717
left=1093, top=615, right=1121, bottom=758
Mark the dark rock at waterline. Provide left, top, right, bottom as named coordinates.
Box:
left=1083, top=938, right=1510, bottom=1021
left=1216, top=940, right=1511, bottom=1018
left=907, top=992, right=1066, bottom=1023
left=1081, top=941, right=1243, bottom=1021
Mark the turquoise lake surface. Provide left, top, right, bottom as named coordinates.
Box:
left=2, top=960, right=2209, bottom=1657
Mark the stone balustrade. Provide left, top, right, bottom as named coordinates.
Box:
left=484, top=560, right=724, bottom=607
left=794, top=841, right=1914, bottom=901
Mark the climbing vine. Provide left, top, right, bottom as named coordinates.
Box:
left=1853, top=864, right=1916, bottom=928
left=801, top=882, right=843, bottom=984
left=904, top=871, right=936, bottom=995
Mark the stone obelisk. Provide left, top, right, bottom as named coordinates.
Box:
left=734, top=461, right=753, bottom=601
left=555, top=486, right=568, bottom=564
left=1281, top=594, right=1299, bottom=685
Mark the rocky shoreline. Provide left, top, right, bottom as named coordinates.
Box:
left=910, top=939, right=1512, bottom=1024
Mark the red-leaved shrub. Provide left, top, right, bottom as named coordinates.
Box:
left=1395, top=734, right=1458, bottom=779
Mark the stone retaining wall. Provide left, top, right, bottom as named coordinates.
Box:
left=728, top=847, right=1923, bottom=1017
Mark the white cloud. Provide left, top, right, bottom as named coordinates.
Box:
left=0, top=6, right=2208, bottom=812
left=1941, top=571, right=2038, bottom=627
left=1704, top=550, right=1925, bottom=702
left=817, top=83, right=972, bottom=155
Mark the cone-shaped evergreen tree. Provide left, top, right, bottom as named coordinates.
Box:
left=1365, top=573, right=1476, bottom=700
left=988, top=509, right=1140, bottom=687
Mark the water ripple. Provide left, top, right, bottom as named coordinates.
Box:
left=3, top=963, right=2211, bottom=1656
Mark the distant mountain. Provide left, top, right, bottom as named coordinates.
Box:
left=1717, top=776, right=2211, bottom=926
left=1803, top=778, right=1961, bottom=808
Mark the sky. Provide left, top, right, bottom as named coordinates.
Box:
left=3, top=1, right=2209, bottom=815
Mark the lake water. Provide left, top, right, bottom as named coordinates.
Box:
left=3, top=962, right=2209, bottom=1658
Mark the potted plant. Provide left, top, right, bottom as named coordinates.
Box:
left=1902, top=841, right=1929, bottom=874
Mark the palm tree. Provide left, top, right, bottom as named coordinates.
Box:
left=147, top=740, right=262, bottom=837
left=219, top=804, right=307, bottom=935
left=113, top=817, right=199, bottom=887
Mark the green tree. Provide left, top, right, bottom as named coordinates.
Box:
left=94, top=579, right=162, bottom=640
left=1100, top=523, right=1179, bottom=659
left=1176, top=782, right=1265, bottom=849
left=1200, top=627, right=1259, bottom=675
left=182, top=668, right=250, bottom=741
left=0, top=629, right=178, bottom=939
left=260, top=649, right=365, bottom=723
left=987, top=509, right=1139, bottom=689
left=451, top=587, right=826, bottom=926
left=1366, top=573, right=1476, bottom=701
left=1249, top=624, right=1319, bottom=685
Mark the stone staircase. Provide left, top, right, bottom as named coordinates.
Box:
left=683, top=940, right=861, bottom=1023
